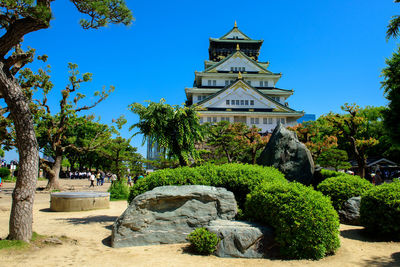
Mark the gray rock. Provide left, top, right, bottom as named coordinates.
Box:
left=111, top=185, right=237, bottom=248
left=257, top=123, right=315, bottom=185
left=43, top=237, right=63, bottom=245
left=206, top=220, right=276, bottom=258
left=338, top=196, right=361, bottom=225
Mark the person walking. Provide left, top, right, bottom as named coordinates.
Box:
left=111, top=173, right=117, bottom=184
left=89, top=173, right=95, bottom=188
left=96, top=172, right=101, bottom=186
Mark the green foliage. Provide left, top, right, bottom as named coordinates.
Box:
left=317, top=149, right=351, bottom=171
left=108, top=179, right=130, bottom=200
left=245, top=182, right=340, bottom=260
left=203, top=121, right=268, bottom=164
left=129, top=99, right=203, bottom=166
left=0, top=239, right=29, bottom=250
left=128, top=163, right=286, bottom=208
left=360, top=180, right=400, bottom=238
left=317, top=174, right=373, bottom=211
left=0, top=167, right=10, bottom=178
left=187, top=228, right=219, bottom=255
left=382, top=46, right=400, bottom=146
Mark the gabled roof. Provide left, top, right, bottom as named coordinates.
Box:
left=219, top=21, right=251, bottom=40
left=203, top=49, right=273, bottom=74
left=195, top=78, right=301, bottom=114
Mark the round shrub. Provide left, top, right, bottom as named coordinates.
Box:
left=245, top=182, right=340, bottom=260
left=360, top=180, right=400, bottom=238
left=0, top=167, right=10, bottom=178
left=129, top=163, right=286, bottom=208
left=187, top=227, right=219, bottom=255
left=317, top=175, right=372, bottom=211
left=108, top=179, right=130, bottom=200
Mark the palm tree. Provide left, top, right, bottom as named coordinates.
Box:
left=387, top=0, right=400, bottom=40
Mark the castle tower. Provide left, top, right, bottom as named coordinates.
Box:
left=185, top=22, right=304, bottom=132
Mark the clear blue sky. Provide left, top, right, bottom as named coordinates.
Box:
left=4, top=0, right=399, bottom=161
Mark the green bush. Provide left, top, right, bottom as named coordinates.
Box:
left=187, top=227, right=219, bottom=255
left=317, top=175, right=373, bottom=210
left=108, top=179, right=130, bottom=200
left=128, top=163, right=287, bottom=208
left=245, top=182, right=340, bottom=260
left=360, top=181, right=400, bottom=238
left=0, top=167, right=10, bottom=178
left=320, top=169, right=342, bottom=179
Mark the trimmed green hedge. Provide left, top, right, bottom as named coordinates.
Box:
left=0, top=168, right=11, bottom=179
left=245, top=182, right=340, bottom=260
left=108, top=179, right=130, bottom=200
left=360, top=180, right=400, bottom=238
left=317, top=174, right=373, bottom=210
left=129, top=163, right=286, bottom=208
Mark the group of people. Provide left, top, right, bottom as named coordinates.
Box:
left=88, top=171, right=117, bottom=188
left=127, top=174, right=145, bottom=186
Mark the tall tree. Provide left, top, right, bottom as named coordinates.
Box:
left=130, top=99, right=203, bottom=166
left=325, top=103, right=379, bottom=177
left=381, top=46, right=400, bottom=146
left=34, top=63, right=113, bottom=190
left=0, top=0, right=132, bottom=241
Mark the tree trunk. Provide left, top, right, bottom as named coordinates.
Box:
left=178, top=153, right=187, bottom=166
left=0, top=63, right=38, bottom=242
left=45, top=153, right=62, bottom=190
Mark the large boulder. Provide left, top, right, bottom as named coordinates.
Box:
left=206, top=220, right=276, bottom=258
left=257, top=123, right=315, bottom=185
left=111, top=185, right=237, bottom=248
left=338, top=196, right=361, bottom=225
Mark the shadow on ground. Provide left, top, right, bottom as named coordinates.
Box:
left=102, top=236, right=112, bottom=247
left=56, top=215, right=118, bottom=225
left=360, top=252, right=400, bottom=267
left=341, top=228, right=400, bottom=242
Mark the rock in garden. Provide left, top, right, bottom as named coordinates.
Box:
left=257, top=123, right=315, bottom=185
left=206, top=220, right=276, bottom=258
left=338, top=196, right=361, bottom=225
left=111, top=185, right=237, bottom=248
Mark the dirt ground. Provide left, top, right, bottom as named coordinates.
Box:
left=0, top=179, right=399, bottom=267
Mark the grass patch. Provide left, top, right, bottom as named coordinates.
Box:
left=0, top=239, right=29, bottom=250
left=0, top=232, right=75, bottom=251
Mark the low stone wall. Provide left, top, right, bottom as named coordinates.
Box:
left=50, top=192, right=110, bottom=212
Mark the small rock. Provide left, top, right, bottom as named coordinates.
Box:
left=43, top=237, right=63, bottom=245
left=338, top=196, right=361, bottom=225
left=206, top=220, right=276, bottom=258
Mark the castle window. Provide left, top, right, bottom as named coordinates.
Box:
left=264, top=81, right=269, bottom=87
left=225, top=80, right=229, bottom=86
left=263, top=118, right=268, bottom=124
left=260, top=81, right=263, bottom=87
left=208, top=80, right=211, bottom=86
left=248, top=81, right=251, bottom=85
left=268, top=118, right=273, bottom=124
left=241, top=100, right=244, bottom=105
left=250, top=100, right=254, bottom=105
left=207, top=117, right=212, bottom=123
left=245, top=100, right=249, bottom=105
left=251, top=118, right=259, bottom=125
left=213, top=80, right=216, bottom=86
left=231, top=100, right=235, bottom=105
left=236, top=100, right=240, bottom=105
left=213, top=117, right=217, bottom=123
left=226, top=100, right=230, bottom=105
left=197, top=95, right=202, bottom=101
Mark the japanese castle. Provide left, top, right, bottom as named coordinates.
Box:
left=185, top=22, right=304, bottom=132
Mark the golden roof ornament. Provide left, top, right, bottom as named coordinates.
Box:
left=236, top=44, right=240, bottom=51
left=238, top=71, right=242, bottom=80
left=234, top=20, right=237, bottom=28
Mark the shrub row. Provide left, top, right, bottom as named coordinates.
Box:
left=317, top=173, right=373, bottom=210
left=129, top=163, right=286, bottom=208
left=245, top=182, right=340, bottom=260
left=360, top=180, right=400, bottom=238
